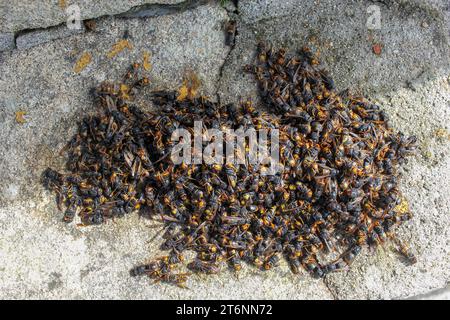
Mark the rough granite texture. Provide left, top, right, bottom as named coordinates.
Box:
left=0, top=0, right=184, bottom=33
left=219, top=0, right=450, bottom=103
left=324, top=77, right=450, bottom=299
left=0, top=33, right=15, bottom=51
left=0, top=0, right=449, bottom=299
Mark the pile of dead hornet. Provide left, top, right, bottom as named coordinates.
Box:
left=43, top=43, right=417, bottom=287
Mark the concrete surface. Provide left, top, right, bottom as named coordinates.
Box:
left=0, top=0, right=449, bottom=299
left=219, top=0, right=450, bottom=103
left=409, top=284, right=450, bottom=300
left=0, top=0, right=184, bottom=33
left=0, top=33, right=15, bottom=51
left=324, top=76, right=450, bottom=299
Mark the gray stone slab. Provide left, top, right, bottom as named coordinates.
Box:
left=217, top=0, right=450, bottom=299
left=0, top=0, right=449, bottom=300
left=0, top=33, right=15, bottom=52
left=0, top=0, right=184, bottom=33
left=0, top=201, right=333, bottom=299
left=0, top=3, right=229, bottom=202
left=218, top=0, right=450, bottom=105
left=324, top=76, right=450, bottom=299
left=0, top=2, right=333, bottom=300
left=409, top=285, right=450, bottom=300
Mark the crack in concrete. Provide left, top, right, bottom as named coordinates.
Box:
left=323, top=278, right=339, bottom=300
left=215, top=1, right=239, bottom=105
left=12, top=21, right=79, bottom=51
left=118, top=0, right=210, bottom=18
left=13, top=21, right=85, bottom=50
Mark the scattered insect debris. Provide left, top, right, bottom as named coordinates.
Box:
left=225, top=20, right=237, bottom=47
left=83, top=20, right=97, bottom=32
left=43, top=44, right=417, bottom=287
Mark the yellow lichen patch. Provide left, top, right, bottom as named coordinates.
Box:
left=435, top=128, right=450, bottom=140
left=143, top=51, right=152, bottom=71
left=15, top=111, right=27, bottom=124
left=58, top=0, right=67, bottom=9
left=107, top=40, right=133, bottom=59
left=74, top=52, right=92, bottom=73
